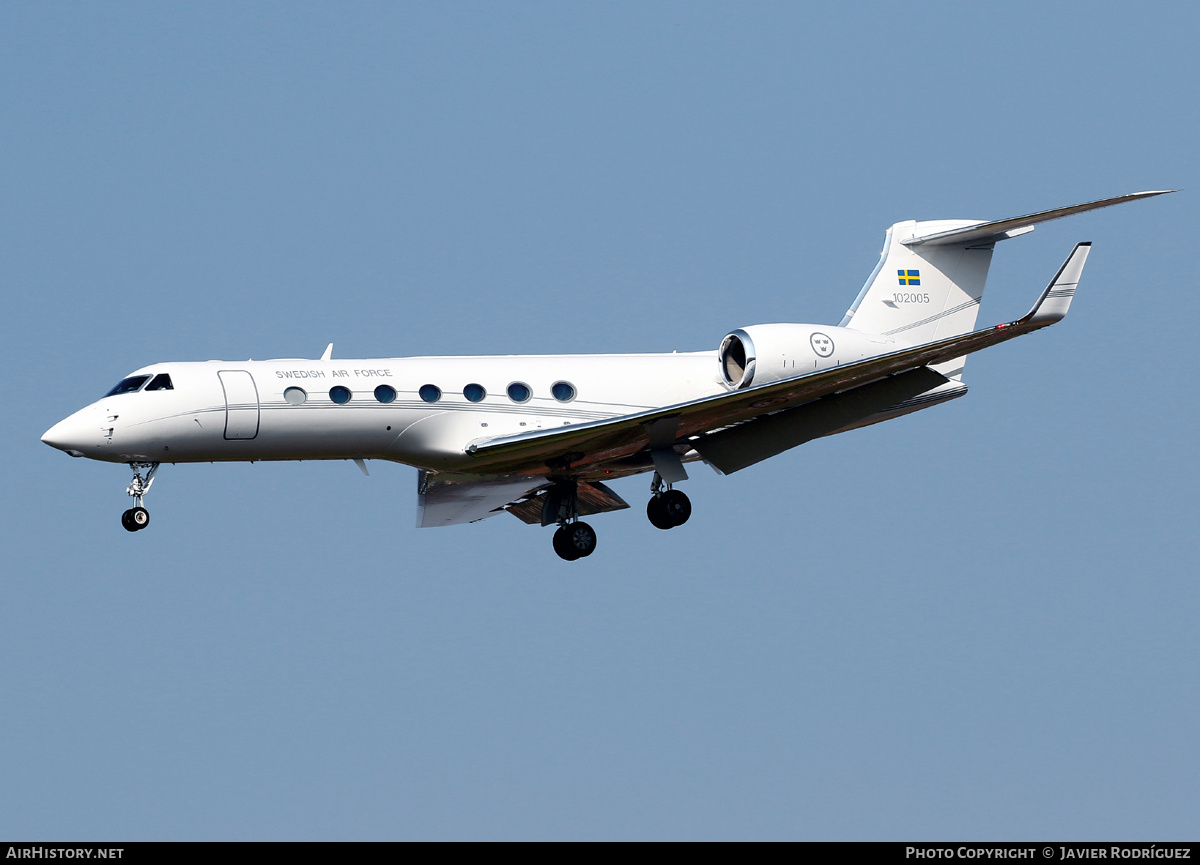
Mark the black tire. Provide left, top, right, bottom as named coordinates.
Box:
left=647, top=496, right=675, bottom=530
left=661, top=489, right=691, bottom=527
left=553, top=526, right=581, bottom=561
left=121, top=509, right=138, bottom=532
left=129, top=506, right=150, bottom=530
left=568, top=521, right=597, bottom=558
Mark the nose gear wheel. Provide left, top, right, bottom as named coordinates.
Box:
left=121, top=506, right=150, bottom=532
left=121, top=462, right=159, bottom=532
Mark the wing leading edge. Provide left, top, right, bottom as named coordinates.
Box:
left=461, top=243, right=1093, bottom=478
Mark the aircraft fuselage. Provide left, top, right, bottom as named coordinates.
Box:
left=43, top=324, right=894, bottom=475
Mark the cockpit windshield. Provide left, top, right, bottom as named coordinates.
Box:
left=105, top=375, right=151, bottom=397
left=144, top=373, right=174, bottom=391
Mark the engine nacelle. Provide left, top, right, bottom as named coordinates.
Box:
left=718, top=323, right=900, bottom=389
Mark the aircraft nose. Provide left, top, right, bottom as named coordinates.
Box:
left=42, top=412, right=93, bottom=457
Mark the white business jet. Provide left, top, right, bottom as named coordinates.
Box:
left=42, top=191, right=1169, bottom=559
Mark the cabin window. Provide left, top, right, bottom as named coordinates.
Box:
left=463, top=383, right=486, bottom=402
left=507, top=382, right=532, bottom=403
left=419, top=384, right=441, bottom=403
left=374, top=384, right=397, bottom=404
left=329, top=386, right=352, bottom=404
left=284, top=387, right=307, bottom=405
left=144, top=373, right=174, bottom=391
left=551, top=381, right=576, bottom=402
left=104, top=375, right=150, bottom=397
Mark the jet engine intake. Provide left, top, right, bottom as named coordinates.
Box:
left=719, top=329, right=756, bottom=389
left=718, top=323, right=885, bottom=389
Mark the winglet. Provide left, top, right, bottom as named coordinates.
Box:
left=321, top=343, right=334, bottom=361
left=1020, top=242, right=1092, bottom=326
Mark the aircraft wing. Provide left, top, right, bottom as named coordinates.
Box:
left=462, top=243, right=1092, bottom=477
left=416, top=471, right=551, bottom=527
left=415, top=472, right=631, bottom=527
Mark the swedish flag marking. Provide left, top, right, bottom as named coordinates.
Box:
left=897, top=269, right=921, bottom=286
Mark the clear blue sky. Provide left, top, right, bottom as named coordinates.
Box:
left=2, top=2, right=1197, bottom=840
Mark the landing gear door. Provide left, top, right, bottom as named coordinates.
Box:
left=218, top=370, right=260, bottom=440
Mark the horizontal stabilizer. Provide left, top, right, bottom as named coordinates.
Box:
left=903, top=190, right=1173, bottom=247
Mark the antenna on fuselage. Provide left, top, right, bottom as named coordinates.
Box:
left=320, top=343, right=333, bottom=361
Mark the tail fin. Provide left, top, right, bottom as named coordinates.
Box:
left=840, top=191, right=1172, bottom=352
left=840, top=219, right=996, bottom=348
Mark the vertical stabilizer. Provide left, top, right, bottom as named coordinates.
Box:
left=840, top=192, right=1172, bottom=368
left=841, top=219, right=996, bottom=352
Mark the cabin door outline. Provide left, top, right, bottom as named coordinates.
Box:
left=218, top=370, right=260, bottom=440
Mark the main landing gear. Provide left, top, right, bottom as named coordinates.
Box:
left=545, top=480, right=598, bottom=561
left=646, top=471, right=691, bottom=530
left=553, top=521, right=598, bottom=561
left=547, top=470, right=693, bottom=558
left=121, top=462, right=158, bottom=533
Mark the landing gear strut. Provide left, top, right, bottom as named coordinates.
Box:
left=545, top=479, right=598, bottom=561
left=647, top=471, right=691, bottom=530
left=121, top=462, right=158, bottom=533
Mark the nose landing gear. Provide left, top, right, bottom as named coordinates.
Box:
left=647, top=471, right=691, bottom=530
left=121, top=462, right=159, bottom=533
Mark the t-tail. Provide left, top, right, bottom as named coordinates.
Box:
left=840, top=190, right=1172, bottom=378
